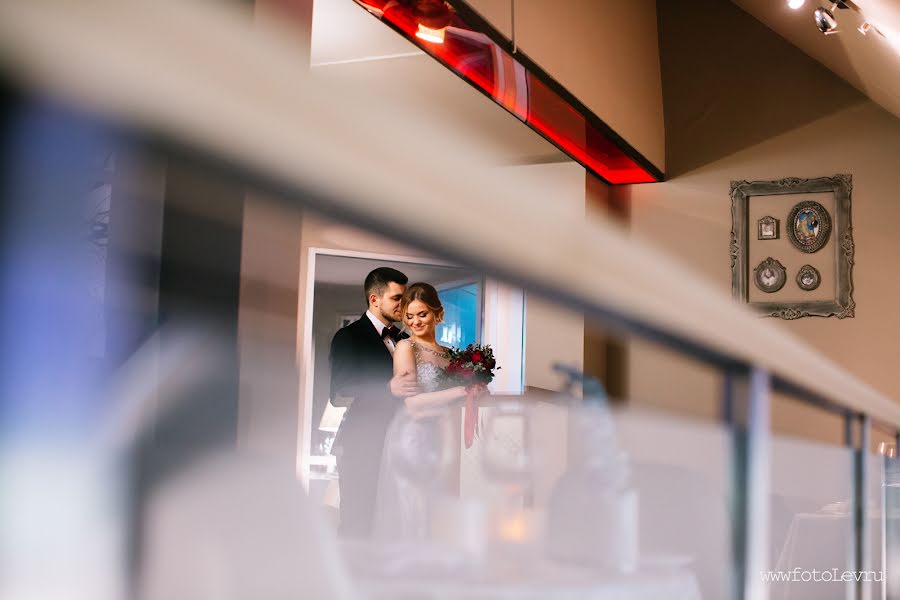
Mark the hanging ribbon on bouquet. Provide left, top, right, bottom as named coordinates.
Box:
left=443, top=344, right=498, bottom=450
left=463, top=385, right=484, bottom=449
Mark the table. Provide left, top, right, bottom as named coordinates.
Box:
left=341, top=541, right=702, bottom=600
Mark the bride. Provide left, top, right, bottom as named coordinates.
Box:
left=373, top=282, right=469, bottom=540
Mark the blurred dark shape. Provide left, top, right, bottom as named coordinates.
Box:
left=126, top=157, right=247, bottom=585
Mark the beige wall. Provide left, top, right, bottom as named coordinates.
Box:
left=235, top=0, right=313, bottom=467
left=623, top=0, right=900, bottom=446
left=628, top=101, right=900, bottom=443
left=465, top=0, right=512, bottom=38
left=511, top=0, right=665, bottom=172
left=237, top=196, right=303, bottom=465
left=514, top=162, right=586, bottom=502
left=495, top=161, right=586, bottom=392
left=656, top=0, right=863, bottom=179
left=466, top=0, right=665, bottom=172
left=745, top=192, right=836, bottom=305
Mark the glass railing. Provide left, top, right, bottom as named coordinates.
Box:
left=1, top=2, right=898, bottom=600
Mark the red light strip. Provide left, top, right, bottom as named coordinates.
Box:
left=353, top=0, right=663, bottom=184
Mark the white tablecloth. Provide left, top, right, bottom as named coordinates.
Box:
left=341, top=542, right=701, bottom=600
left=773, top=512, right=883, bottom=600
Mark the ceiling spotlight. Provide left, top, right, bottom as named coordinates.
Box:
left=387, top=0, right=452, bottom=44
left=788, top=0, right=805, bottom=9
left=858, top=21, right=872, bottom=35
left=415, top=23, right=446, bottom=43
left=814, top=4, right=839, bottom=34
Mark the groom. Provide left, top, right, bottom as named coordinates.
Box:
left=329, top=267, right=419, bottom=537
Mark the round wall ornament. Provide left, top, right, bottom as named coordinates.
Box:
left=787, top=200, right=831, bottom=253
left=753, top=257, right=786, bottom=293
left=796, top=264, right=821, bottom=291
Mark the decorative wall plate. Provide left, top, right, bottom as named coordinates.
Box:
left=753, top=257, right=786, bottom=293
left=796, top=265, right=821, bottom=291
left=757, top=216, right=779, bottom=240
left=787, top=200, right=831, bottom=253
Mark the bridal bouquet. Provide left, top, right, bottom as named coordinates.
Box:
left=444, top=344, right=499, bottom=448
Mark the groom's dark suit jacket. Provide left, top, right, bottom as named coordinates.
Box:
left=329, top=314, right=407, bottom=535
left=329, top=314, right=405, bottom=456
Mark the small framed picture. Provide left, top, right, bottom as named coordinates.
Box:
left=757, top=216, right=779, bottom=240
left=338, top=314, right=360, bottom=329
left=753, top=257, right=786, bottom=293
left=796, top=265, right=821, bottom=291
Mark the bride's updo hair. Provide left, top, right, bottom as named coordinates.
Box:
left=400, top=282, right=444, bottom=324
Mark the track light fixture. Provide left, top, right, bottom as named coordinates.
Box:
left=408, top=1, right=452, bottom=37
left=814, top=3, right=840, bottom=35
left=415, top=23, right=445, bottom=43
left=809, top=1, right=885, bottom=38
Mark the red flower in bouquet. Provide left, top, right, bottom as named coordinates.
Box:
left=444, top=343, right=499, bottom=388
left=443, top=344, right=500, bottom=448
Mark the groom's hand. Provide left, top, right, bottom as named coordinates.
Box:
left=390, top=371, right=419, bottom=398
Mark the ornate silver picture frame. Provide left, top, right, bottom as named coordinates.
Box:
left=753, top=257, right=786, bottom=293
left=796, top=265, right=821, bottom=291
left=730, top=175, right=854, bottom=319
left=757, top=216, right=779, bottom=240
left=787, top=200, right=831, bottom=253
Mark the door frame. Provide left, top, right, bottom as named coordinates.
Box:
left=298, top=247, right=469, bottom=484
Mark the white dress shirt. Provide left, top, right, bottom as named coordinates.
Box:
left=366, top=309, right=397, bottom=355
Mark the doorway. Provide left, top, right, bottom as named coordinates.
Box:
left=300, top=248, right=483, bottom=509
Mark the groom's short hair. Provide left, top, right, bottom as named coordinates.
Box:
left=364, top=267, right=408, bottom=302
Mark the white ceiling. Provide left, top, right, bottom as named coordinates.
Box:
left=311, top=1, right=900, bottom=165
left=732, top=0, right=900, bottom=121
left=314, top=254, right=478, bottom=286
left=309, top=0, right=566, bottom=165
left=310, top=0, right=422, bottom=66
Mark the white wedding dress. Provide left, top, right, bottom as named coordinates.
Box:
left=372, top=340, right=454, bottom=541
